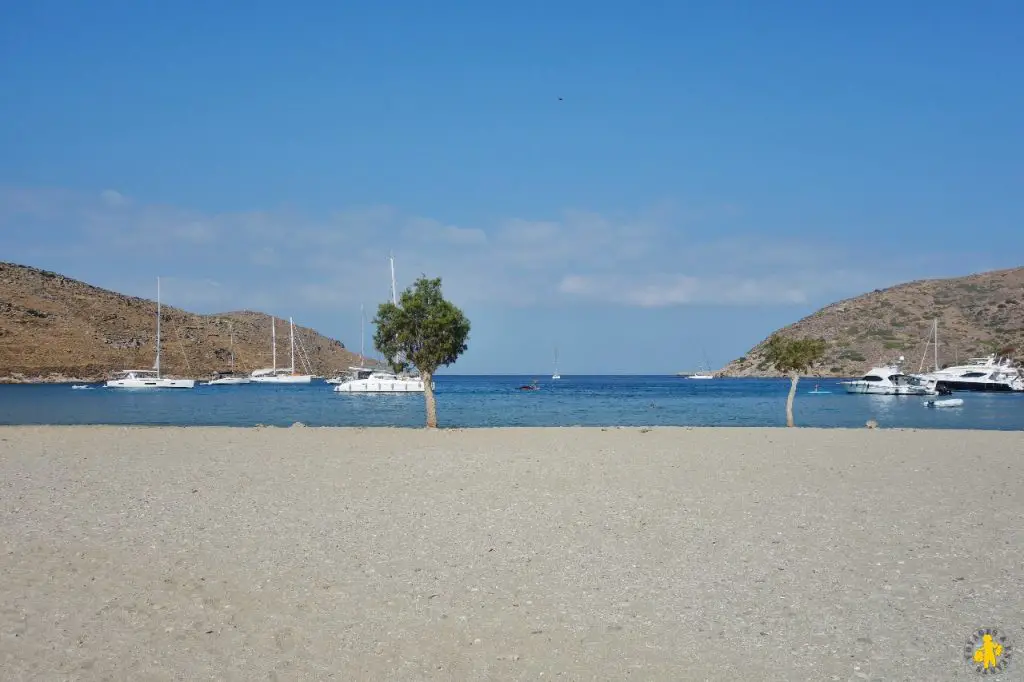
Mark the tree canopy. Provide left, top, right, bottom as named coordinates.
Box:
left=761, top=334, right=827, bottom=374
left=372, top=276, right=470, bottom=428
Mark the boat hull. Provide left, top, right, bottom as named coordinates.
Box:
left=924, top=398, right=964, bottom=408
left=934, top=379, right=1018, bottom=393
left=334, top=378, right=429, bottom=393
left=841, top=383, right=933, bottom=396
left=106, top=378, right=196, bottom=389
left=207, top=377, right=251, bottom=385
left=251, top=375, right=313, bottom=384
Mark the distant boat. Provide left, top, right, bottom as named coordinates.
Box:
left=552, top=346, right=561, bottom=380
left=924, top=397, right=964, bottom=408
left=106, top=277, right=196, bottom=389
left=208, top=321, right=251, bottom=385
left=250, top=317, right=313, bottom=384
left=327, top=304, right=376, bottom=385
left=684, top=349, right=716, bottom=379
left=518, top=379, right=540, bottom=391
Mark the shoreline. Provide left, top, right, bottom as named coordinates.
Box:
left=0, top=374, right=844, bottom=384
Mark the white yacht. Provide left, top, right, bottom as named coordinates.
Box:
left=841, top=362, right=937, bottom=396
left=333, top=254, right=431, bottom=393
left=333, top=368, right=430, bottom=393
left=908, top=321, right=1022, bottom=392
left=106, top=278, right=196, bottom=389
left=250, top=317, right=314, bottom=384
left=208, top=371, right=250, bottom=385
left=917, top=355, right=1022, bottom=393
left=686, top=349, right=716, bottom=379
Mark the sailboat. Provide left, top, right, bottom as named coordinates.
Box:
left=106, top=277, right=197, bottom=389
left=687, top=348, right=716, bottom=379
left=250, top=316, right=314, bottom=384
left=334, top=254, right=429, bottom=393
left=326, top=304, right=377, bottom=384
left=552, top=346, right=561, bottom=380
left=208, top=320, right=251, bottom=385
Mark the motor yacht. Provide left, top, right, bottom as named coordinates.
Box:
left=841, top=363, right=938, bottom=395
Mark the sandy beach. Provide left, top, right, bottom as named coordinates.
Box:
left=1, top=426, right=1022, bottom=680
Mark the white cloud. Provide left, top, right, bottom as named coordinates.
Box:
left=0, top=185, right=955, bottom=315
left=100, top=189, right=127, bottom=207
left=557, top=274, right=810, bottom=307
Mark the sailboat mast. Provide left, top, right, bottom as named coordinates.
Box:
left=360, top=303, right=365, bottom=363
left=155, top=276, right=161, bottom=378
left=289, top=317, right=296, bottom=372
left=389, top=252, right=398, bottom=305
left=229, top=321, right=235, bottom=371
left=933, top=318, right=939, bottom=371
left=271, top=317, right=277, bottom=372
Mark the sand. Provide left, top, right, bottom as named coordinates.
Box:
left=1, top=425, right=1022, bottom=680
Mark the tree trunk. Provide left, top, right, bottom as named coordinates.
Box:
left=786, top=372, right=799, bottom=427
left=423, top=371, right=437, bottom=428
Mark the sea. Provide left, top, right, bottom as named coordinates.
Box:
left=0, top=376, right=1022, bottom=429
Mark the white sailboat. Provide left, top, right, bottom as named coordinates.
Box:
left=208, top=321, right=251, bottom=385
left=688, top=350, right=715, bottom=379
left=106, top=277, right=196, bottom=389
left=334, top=254, right=427, bottom=393
left=250, top=316, right=314, bottom=384
left=552, top=346, right=561, bottom=380
left=326, top=303, right=378, bottom=385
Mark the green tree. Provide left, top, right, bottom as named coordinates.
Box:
left=761, top=334, right=827, bottom=427
left=373, top=276, right=470, bottom=428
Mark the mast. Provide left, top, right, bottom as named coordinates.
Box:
left=155, top=276, right=161, bottom=378
left=271, top=317, right=277, bottom=372
left=229, top=321, right=235, bottom=372
left=360, top=303, right=365, bottom=363
left=389, top=252, right=398, bottom=305
left=933, top=318, right=939, bottom=371
left=289, top=317, right=296, bottom=373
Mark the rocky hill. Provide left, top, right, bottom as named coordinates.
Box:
left=721, top=266, right=1024, bottom=377
left=0, top=262, right=376, bottom=382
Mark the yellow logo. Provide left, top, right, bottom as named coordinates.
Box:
left=964, top=628, right=1012, bottom=675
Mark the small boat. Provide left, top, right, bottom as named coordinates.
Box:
left=518, top=380, right=540, bottom=391
left=552, top=346, right=561, bottom=380
left=207, top=371, right=251, bottom=385
left=808, top=384, right=831, bottom=394
left=71, top=384, right=95, bottom=390
left=924, top=398, right=964, bottom=408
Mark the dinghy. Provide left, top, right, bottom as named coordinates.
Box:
left=924, top=398, right=964, bottom=408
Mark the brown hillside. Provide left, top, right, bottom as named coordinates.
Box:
left=721, top=266, right=1024, bottom=377
left=0, top=262, right=376, bottom=382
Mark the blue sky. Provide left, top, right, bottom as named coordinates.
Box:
left=2, top=2, right=1022, bottom=374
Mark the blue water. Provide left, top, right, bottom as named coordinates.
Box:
left=0, top=376, right=1021, bottom=429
